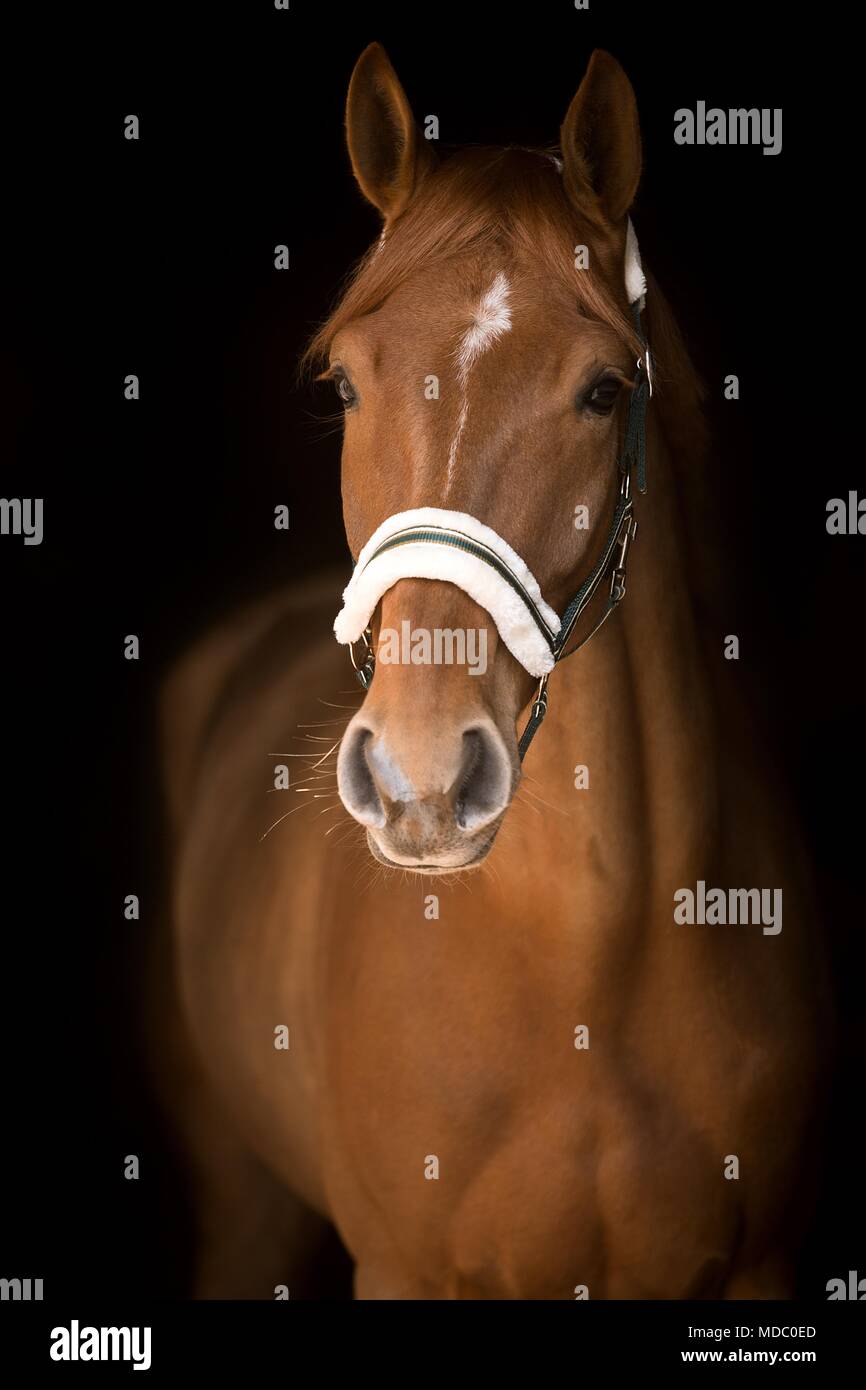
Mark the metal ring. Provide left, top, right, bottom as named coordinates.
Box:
left=349, top=626, right=373, bottom=673
left=638, top=347, right=654, bottom=398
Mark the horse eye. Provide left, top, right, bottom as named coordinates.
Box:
left=584, top=376, right=622, bottom=415
left=333, top=369, right=357, bottom=407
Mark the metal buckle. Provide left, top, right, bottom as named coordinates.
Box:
left=609, top=516, right=638, bottom=604
left=349, top=627, right=375, bottom=690
left=531, top=674, right=549, bottom=723
left=637, top=345, right=653, bottom=398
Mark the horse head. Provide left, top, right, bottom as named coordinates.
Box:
left=308, top=44, right=647, bottom=872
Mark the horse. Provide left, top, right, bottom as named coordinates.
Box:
left=155, top=44, right=833, bottom=1299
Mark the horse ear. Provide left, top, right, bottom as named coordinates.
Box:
left=559, top=50, right=641, bottom=225
left=345, top=42, right=435, bottom=222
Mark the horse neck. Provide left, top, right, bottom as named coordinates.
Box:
left=516, top=425, right=720, bottom=899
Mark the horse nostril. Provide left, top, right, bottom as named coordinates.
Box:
left=455, top=726, right=512, bottom=832
left=337, top=724, right=386, bottom=828
left=339, top=717, right=513, bottom=841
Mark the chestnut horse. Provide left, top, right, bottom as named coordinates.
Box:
left=156, top=45, right=832, bottom=1298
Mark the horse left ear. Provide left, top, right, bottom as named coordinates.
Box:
left=345, top=42, right=436, bottom=223
left=559, top=50, right=641, bottom=225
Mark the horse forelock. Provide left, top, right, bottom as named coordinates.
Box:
left=301, top=146, right=646, bottom=376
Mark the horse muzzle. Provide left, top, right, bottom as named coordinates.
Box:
left=337, top=713, right=516, bottom=872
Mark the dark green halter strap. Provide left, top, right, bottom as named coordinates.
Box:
left=516, top=305, right=650, bottom=761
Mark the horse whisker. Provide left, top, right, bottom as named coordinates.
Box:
left=519, top=785, right=570, bottom=817
left=296, top=722, right=351, bottom=731
left=259, top=804, right=310, bottom=840
left=311, top=739, right=342, bottom=769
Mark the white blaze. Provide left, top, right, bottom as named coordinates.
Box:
left=446, top=272, right=512, bottom=486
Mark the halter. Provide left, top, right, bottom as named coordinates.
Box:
left=334, top=228, right=652, bottom=763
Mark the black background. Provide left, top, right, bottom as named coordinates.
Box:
left=1, top=1, right=861, bottom=1306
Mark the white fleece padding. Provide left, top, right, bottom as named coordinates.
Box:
left=334, top=508, right=562, bottom=678
left=625, top=218, right=646, bottom=310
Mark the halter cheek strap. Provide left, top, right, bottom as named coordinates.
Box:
left=333, top=227, right=652, bottom=763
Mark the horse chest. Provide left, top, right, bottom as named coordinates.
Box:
left=322, top=941, right=746, bottom=1299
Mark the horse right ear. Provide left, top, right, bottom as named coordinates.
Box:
left=345, top=43, right=435, bottom=223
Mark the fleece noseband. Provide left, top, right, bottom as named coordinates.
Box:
left=333, top=224, right=652, bottom=761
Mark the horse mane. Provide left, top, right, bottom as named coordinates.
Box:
left=641, top=269, right=722, bottom=620
left=642, top=268, right=709, bottom=462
